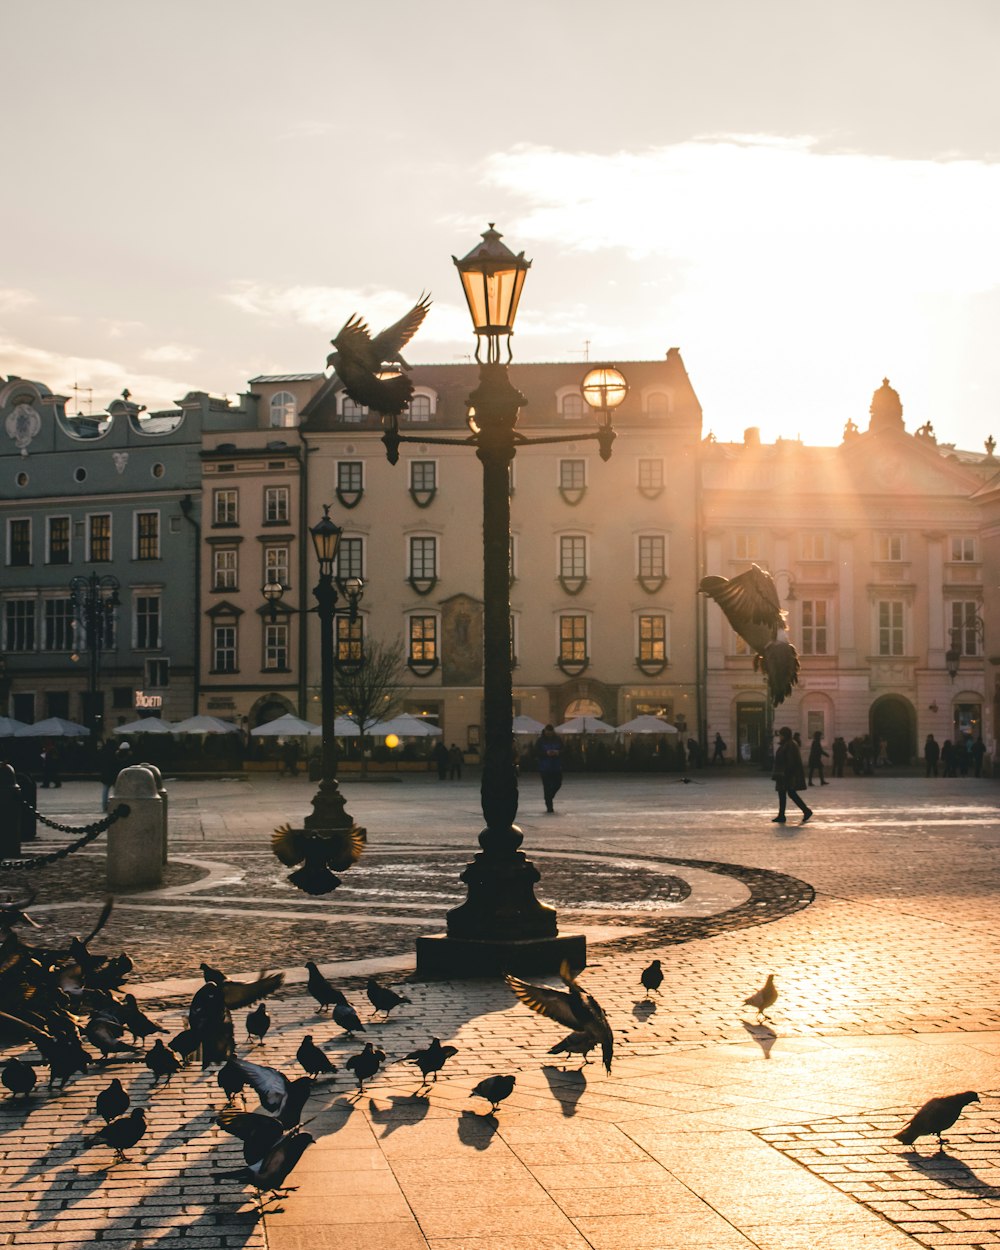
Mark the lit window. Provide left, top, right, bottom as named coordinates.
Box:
left=638, top=614, right=666, bottom=663
left=336, top=615, right=364, bottom=664
left=135, top=512, right=159, bottom=560
left=408, top=615, right=437, bottom=663
left=559, top=615, right=587, bottom=663
left=214, top=489, right=238, bottom=525
left=88, top=514, right=112, bottom=562
left=269, top=391, right=297, bottom=428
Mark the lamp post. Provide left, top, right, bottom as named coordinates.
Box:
left=383, top=224, right=624, bottom=976
left=69, top=572, right=120, bottom=731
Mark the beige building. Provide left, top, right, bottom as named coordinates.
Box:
left=701, top=380, right=998, bottom=765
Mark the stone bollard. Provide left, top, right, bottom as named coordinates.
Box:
left=106, top=766, right=163, bottom=891
left=0, top=764, right=22, bottom=858
left=139, top=761, right=169, bottom=864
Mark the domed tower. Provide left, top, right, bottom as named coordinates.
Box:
left=867, top=377, right=905, bottom=435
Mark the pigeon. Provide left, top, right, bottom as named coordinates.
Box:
left=168, top=1024, right=201, bottom=1064
left=507, top=961, right=614, bottom=1074
left=0, top=1011, right=94, bottom=1090
left=295, top=1035, right=337, bottom=1078
left=217, top=1059, right=248, bottom=1104
left=85, top=1013, right=139, bottom=1060
left=699, top=564, right=800, bottom=705
left=82, top=1107, right=148, bottom=1163
left=144, top=1039, right=182, bottom=1086
left=2, top=1056, right=36, bottom=1098
left=345, top=1043, right=386, bottom=1093
left=405, top=1038, right=458, bottom=1085
left=249, top=1126, right=315, bottom=1197
left=547, top=1031, right=600, bottom=1067
left=304, top=961, right=348, bottom=1013
left=470, top=1074, right=515, bottom=1114
left=366, top=978, right=411, bottom=1018
left=95, top=1078, right=130, bottom=1123
left=219, top=971, right=284, bottom=1011
left=894, top=1091, right=980, bottom=1148
left=246, top=1003, right=271, bottom=1046
left=188, top=982, right=235, bottom=1068
left=216, top=1106, right=286, bottom=1166
left=230, top=1058, right=314, bottom=1129
left=640, top=960, right=664, bottom=996
left=326, top=295, right=432, bottom=417
left=272, top=823, right=366, bottom=896
left=200, top=961, right=226, bottom=985
left=117, top=994, right=166, bottom=1043
left=332, top=1001, right=365, bottom=1039
left=743, top=974, right=777, bottom=1022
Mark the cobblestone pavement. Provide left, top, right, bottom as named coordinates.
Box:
left=1, top=770, right=998, bottom=1249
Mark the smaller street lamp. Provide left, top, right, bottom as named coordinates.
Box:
left=69, top=572, right=121, bottom=731
left=581, top=365, right=629, bottom=461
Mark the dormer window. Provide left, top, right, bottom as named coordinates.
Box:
left=645, top=391, right=671, bottom=417
left=408, top=394, right=431, bottom=422
left=269, top=391, right=297, bottom=428
left=342, top=397, right=367, bottom=422
left=560, top=393, right=584, bottom=421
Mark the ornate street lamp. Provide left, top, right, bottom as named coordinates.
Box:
left=383, top=224, right=624, bottom=976
left=69, top=572, right=121, bottom=731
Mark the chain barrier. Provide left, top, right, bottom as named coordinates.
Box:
left=0, top=803, right=129, bottom=873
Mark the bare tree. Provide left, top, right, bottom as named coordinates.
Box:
left=335, top=637, right=408, bottom=778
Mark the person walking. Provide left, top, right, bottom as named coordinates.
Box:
left=771, top=726, right=812, bottom=824
left=712, top=732, right=727, bottom=764
left=41, top=741, right=61, bottom=788
left=831, top=736, right=847, bottom=778
left=447, top=743, right=463, bottom=780
left=535, top=724, right=563, bottom=813
left=432, top=739, right=449, bottom=781
left=807, top=731, right=829, bottom=786
left=282, top=738, right=301, bottom=778
left=924, top=733, right=940, bottom=777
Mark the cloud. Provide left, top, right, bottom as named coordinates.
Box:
left=0, top=288, right=37, bottom=312
left=142, top=343, right=200, bottom=364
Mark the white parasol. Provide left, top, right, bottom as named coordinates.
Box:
left=616, top=714, right=678, bottom=734
left=14, top=716, right=90, bottom=737
left=554, top=716, right=617, bottom=735
left=112, top=718, right=176, bottom=735
left=250, top=713, right=321, bottom=737
left=170, top=715, right=241, bottom=735
left=512, top=714, right=547, bottom=735
left=370, top=713, right=442, bottom=738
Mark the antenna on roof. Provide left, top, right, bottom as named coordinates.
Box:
left=566, top=340, right=591, bottom=361
left=68, top=381, right=93, bottom=415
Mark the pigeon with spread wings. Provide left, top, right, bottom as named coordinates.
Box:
left=326, top=295, right=432, bottom=417
left=699, top=564, right=800, bottom=705
left=506, top=961, right=613, bottom=1074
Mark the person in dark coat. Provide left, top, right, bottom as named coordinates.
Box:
left=535, top=724, right=563, bottom=813
left=712, top=733, right=726, bottom=764
left=41, top=741, right=61, bottom=788
left=831, top=736, right=847, bottom=778
left=432, top=740, right=449, bottom=781
left=807, top=731, right=829, bottom=787
left=971, top=735, right=987, bottom=777
left=941, top=739, right=956, bottom=777
left=924, top=733, right=940, bottom=777
left=448, top=743, right=463, bottom=780
left=771, top=726, right=812, bottom=824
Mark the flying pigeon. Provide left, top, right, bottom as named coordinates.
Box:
left=699, top=564, right=800, bottom=705
left=273, top=822, right=366, bottom=896
left=470, top=1074, right=515, bottom=1114
left=507, top=961, right=613, bottom=1074
left=743, top=974, right=777, bottom=1022
left=894, top=1091, right=979, bottom=1149
left=326, top=295, right=432, bottom=417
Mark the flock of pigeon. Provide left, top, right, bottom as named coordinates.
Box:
left=0, top=905, right=983, bottom=1208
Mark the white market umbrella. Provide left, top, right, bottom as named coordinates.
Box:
left=370, top=713, right=442, bottom=739
left=112, top=718, right=176, bottom=735
left=512, top=714, right=546, bottom=735
left=171, top=715, right=241, bottom=735
left=14, top=716, right=90, bottom=737
left=616, top=714, right=678, bottom=734
left=554, top=716, right=617, bottom=735
left=333, top=715, right=362, bottom=737
left=0, top=716, right=29, bottom=736
left=250, top=713, right=321, bottom=737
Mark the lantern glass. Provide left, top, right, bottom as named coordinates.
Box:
left=310, top=509, right=342, bottom=570
left=581, top=366, right=629, bottom=412
left=262, top=579, right=284, bottom=604
left=453, top=224, right=531, bottom=336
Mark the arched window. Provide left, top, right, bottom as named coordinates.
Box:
left=342, top=397, right=367, bottom=422
left=269, top=391, right=297, bottom=428
left=560, top=393, right=584, bottom=421
left=645, top=391, right=671, bottom=417
left=408, top=394, right=432, bottom=422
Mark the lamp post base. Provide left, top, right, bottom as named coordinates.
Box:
left=415, top=931, right=586, bottom=979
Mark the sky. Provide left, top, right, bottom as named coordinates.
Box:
left=3, top=0, right=999, bottom=449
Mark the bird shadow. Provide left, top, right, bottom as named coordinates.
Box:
left=368, top=1093, right=430, bottom=1138
left=632, top=999, right=657, bottom=1022
left=741, top=1021, right=777, bottom=1058
left=541, top=1064, right=587, bottom=1117
left=457, top=1109, right=499, bottom=1151
left=29, top=1161, right=108, bottom=1227
left=901, top=1150, right=1000, bottom=1195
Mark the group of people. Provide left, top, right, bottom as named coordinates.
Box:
left=432, top=741, right=465, bottom=781
left=923, top=732, right=987, bottom=777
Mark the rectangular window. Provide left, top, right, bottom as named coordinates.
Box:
left=213, top=489, right=238, bottom=525
left=135, top=511, right=160, bottom=560
left=638, top=459, right=664, bottom=491
left=8, top=519, right=31, bottom=566
left=213, top=548, right=238, bottom=591
left=638, top=535, right=666, bottom=579
left=47, top=516, right=70, bottom=565
left=409, top=536, right=437, bottom=581
left=135, top=595, right=161, bottom=649
left=408, top=615, right=437, bottom=663
left=950, top=536, right=976, bottom=562
left=342, top=398, right=366, bottom=423
left=800, top=599, right=829, bottom=655
left=559, top=536, right=587, bottom=580
left=559, top=615, right=588, bottom=663
left=951, top=601, right=982, bottom=655
left=213, top=625, right=237, bottom=672
left=264, top=622, right=289, bottom=670
left=638, top=614, right=666, bottom=663
left=734, top=533, right=759, bottom=560
left=337, top=537, right=364, bottom=582
left=264, top=544, right=289, bottom=588
left=408, top=395, right=431, bottom=422
left=878, top=534, right=903, bottom=561
left=88, top=514, right=112, bottom=562
left=336, top=615, right=364, bottom=664
left=559, top=459, right=586, bottom=490
left=43, top=599, right=75, bottom=651
left=410, top=461, right=436, bottom=493
left=146, top=658, right=170, bottom=687
left=264, top=486, right=289, bottom=523
left=4, top=600, right=36, bottom=651
left=801, top=532, right=826, bottom=560
left=337, top=461, right=363, bottom=494
left=878, top=600, right=904, bottom=656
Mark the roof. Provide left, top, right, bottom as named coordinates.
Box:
left=247, top=374, right=323, bottom=385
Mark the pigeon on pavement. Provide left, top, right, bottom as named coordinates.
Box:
left=305, top=961, right=348, bottom=1013
left=144, top=1039, right=182, bottom=1087
left=640, top=960, right=664, bottom=996
left=82, top=1107, right=147, bottom=1163
left=345, top=1043, right=386, bottom=1093
left=894, top=1092, right=980, bottom=1148
left=366, top=978, right=411, bottom=1018
left=507, top=961, right=614, bottom=1074
left=332, top=1001, right=365, bottom=1039
left=743, top=974, right=777, bottom=1022
left=470, top=1074, right=515, bottom=1114
left=95, top=1078, right=130, bottom=1123
left=2, top=1056, right=36, bottom=1098
left=231, top=1058, right=314, bottom=1129
left=406, top=1038, right=458, bottom=1085
left=246, top=1003, right=271, bottom=1046
left=295, top=1035, right=337, bottom=1078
